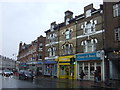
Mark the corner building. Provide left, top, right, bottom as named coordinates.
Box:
left=104, top=2, right=120, bottom=80
left=17, top=35, right=46, bottom=76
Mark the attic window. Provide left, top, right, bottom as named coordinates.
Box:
left=66, top=18, right=69, bottom=25
left=51, top=25, right=54, bottom=31
left=86, top=9, right=91, bottom=18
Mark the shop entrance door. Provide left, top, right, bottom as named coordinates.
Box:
left=84, top=62, right=88, bottom=79
left=60, top=65, right=70, bottom=79
left=96, top=62, right=101, bottom=81
left=90, top=62, right=95, bottom=80
left=65, top=66, right=70, bottom=79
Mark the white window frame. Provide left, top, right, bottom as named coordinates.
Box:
left=87, top=40, right=92, bottom=52
left=85, top=23, right=91, bottom=34
left=66, top=18, right=69, bottom=25
left=39, top=43, right=43, bottom=48
left=82, top=39, right=97, bottom=53
left=86, top=9, right=91, bottom=18
left=51, top=25, right=54, bottom=31
left=113, top=3, right=120, bottom=17
left=115, top=28, right=120, bottom=41
left=49, top=47, right=56, bottom=57
left=65, top=30, right=70, bottom=40
left=64, top=44, right=73, bottom=55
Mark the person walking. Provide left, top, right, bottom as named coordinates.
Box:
left=79, top=70, right=85, bottom=81
left=94, top=69, right=99, bottom=83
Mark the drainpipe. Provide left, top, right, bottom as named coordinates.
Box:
left=57, top=25, right=60, bottom=78
left=101, top=6, right=105, bottom=81
left=75, top=20, right=78, bottom=80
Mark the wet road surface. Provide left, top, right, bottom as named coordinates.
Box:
left=1, top=75, right=78, bottom=88
left=1, top=75, right=43, bottom=88
left=1, top=75, right=119, bottom=89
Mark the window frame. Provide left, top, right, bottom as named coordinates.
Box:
left=65, top=30, right=71, bottom=40
left=85, top=22, right=91, bottom=34
left=114, top=27, right=120, bottom=41
left=86, top=9, right=91, bottom=18
left=113, top=3, right=120, bottom=17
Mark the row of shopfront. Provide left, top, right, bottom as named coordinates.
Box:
left=19, top=50, right=105, bottom=81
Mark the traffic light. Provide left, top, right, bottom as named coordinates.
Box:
left=70, top=57, right=76, bottom=65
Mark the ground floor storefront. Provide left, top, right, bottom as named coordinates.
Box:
left=77, top=61, right=103, bottom=81
left=21, top=61, right=44, bottom=76
left=57, top=55, right=76, bottom=79
left=76, top=51, right=105, bottom=81
left=106, top=51, right=120, bottom=80
left=109, top=59, right=120, bottom=80
left=43, top=60, right=57, bottom=77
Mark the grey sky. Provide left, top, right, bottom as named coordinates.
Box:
left=0, top=0, right=103, bottom=59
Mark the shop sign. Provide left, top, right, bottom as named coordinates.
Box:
left=59, top=58, right=68, bottom=61
left=44, top=60, right=57, bottom=64
left=76, top=52, right=101, bottom=61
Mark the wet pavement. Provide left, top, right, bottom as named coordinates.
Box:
left=1, top=75, right=120, bottom=89
left=34, top=76, right=120, bottom=88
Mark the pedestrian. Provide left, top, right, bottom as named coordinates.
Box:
left=94, top=69, right=99, bottom=83
left=79, top=70, right=85, bottom=81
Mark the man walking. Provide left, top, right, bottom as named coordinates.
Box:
left=94, top=70, right=99, bottom=83
left=79, top=70, right=85, bottom=81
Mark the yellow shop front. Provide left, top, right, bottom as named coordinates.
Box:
left=57, top=55, right=76, bottom=79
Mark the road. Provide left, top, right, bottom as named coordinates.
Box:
left=1, top=75, right=119, bottom=89
left=1, top=75, right=43, bottom=88
left=1, top=75, right=78, bottom=88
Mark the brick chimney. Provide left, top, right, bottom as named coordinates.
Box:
left=64, top=10, right=73, bottom=25
left=19, top=41, right=22, bottom=52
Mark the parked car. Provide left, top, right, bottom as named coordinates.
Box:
left=10, top=71, right=13, bottom=75
left=2, top=70, right=13, bottom=77
left=19, top=70, right=34, bottom=80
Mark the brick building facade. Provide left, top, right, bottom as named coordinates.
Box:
left=17, top=35, right=45, bottom=75
left=104, top=2, right=120, bottom=80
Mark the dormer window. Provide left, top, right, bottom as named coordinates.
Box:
left=86, top=9, right=91, bottom=18
left=66, top=18, right=69, bottom=25
left=51, top=25, right=54, bottom=31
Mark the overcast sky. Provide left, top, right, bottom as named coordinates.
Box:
left=0, top=0, right=103, bottom=59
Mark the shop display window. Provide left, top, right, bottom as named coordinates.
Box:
left=60, top=65, right=65, bottom=75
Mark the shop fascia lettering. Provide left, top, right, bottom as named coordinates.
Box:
left=59, top=58, right=68, bottom=61
left=78, top=54, right=96, bottom=58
